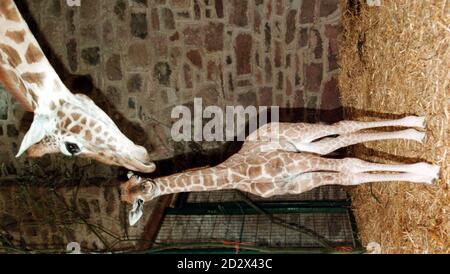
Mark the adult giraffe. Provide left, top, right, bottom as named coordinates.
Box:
left=0, top=0, right=155, bottom=172
left=121, top=116, right=440, bottom=225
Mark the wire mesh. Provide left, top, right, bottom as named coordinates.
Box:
left=186, top=185, right=348, bottom=203
left=155, top=212, right=355, bottom=248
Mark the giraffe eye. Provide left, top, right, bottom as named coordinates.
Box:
left=65, top=142, right=80, bottom=155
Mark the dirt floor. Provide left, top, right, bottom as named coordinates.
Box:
left=339, top=0, right=449, bottom=253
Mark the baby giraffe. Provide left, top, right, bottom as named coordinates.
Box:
left=121, top=116, right=440, bottom=225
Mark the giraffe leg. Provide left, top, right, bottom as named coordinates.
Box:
left=289, top=154, right=440, bottom=179
left=339, top=158, right=440, bottom=179
left=284, top=116, right=425, bottom=143
left=313, top=116, right=426, bottom=140
left=271, top=171, right=435, bottom=197
left=245, top=116, right=425, bottom=152
left=348, top=172, right=436, bottom=185
left=329, top=116, right=426, bottom=134
left=292, top=129, right=425, bottom=155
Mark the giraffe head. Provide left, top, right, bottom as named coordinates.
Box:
left=120, top=171, right=160, bottom=225
left=16, top=93, right=156, bottom=173
left=0, top=0, right=156, bottom=173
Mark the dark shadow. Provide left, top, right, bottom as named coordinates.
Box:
left=349, top=146, right=429, bottom=164
left=347, top=0, right=362, bottom=16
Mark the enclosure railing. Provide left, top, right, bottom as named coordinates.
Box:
left=145, top=188, right=364, bottom=254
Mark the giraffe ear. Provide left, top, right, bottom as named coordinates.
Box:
left=16, top=114, right=54, bottom=157
left=129, top=199, right=144, bottom=226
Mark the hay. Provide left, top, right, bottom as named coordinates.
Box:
left=339, top=0, right=449, bottom=253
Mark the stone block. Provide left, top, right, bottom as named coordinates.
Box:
left=106, top=54, right=123, bottom=81
left=229, top=0, right=248, bottom=27
left=304, top=63, right=322, bottom=92
left=81, top=47, right=100, bottom=66
left=204, top=22, right=224, bottom=52
left=131, top=13, right=148, bottom=39
left=320, top=0, right=339, bottom=17
left=235, top=33, right=252, bottom=75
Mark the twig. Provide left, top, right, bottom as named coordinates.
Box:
left=52, top=189, right=113, bottom=252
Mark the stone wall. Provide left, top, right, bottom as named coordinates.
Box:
left=0, top=0, right=342, bottom=177
left=0, top=0, right=343, bottom=252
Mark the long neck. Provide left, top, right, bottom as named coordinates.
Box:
left=0, top=0, right=72, bottom=113
left=153, top=167, right=236, bottom=196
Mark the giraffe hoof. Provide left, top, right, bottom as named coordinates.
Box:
left=431, top=165, right=441, bottom=181
left=431, top=178, right=439, bottom=185
left=417, top=175, right=436, bottom=185
left=402, top=116, right=426, bottom=129
left=412, top=163, right=440, bottom=178
left=404, top=129, right=425, bottom=143
left=431, top=164, right=441, bottom=180
left=422, top=176, right=439, bottom=185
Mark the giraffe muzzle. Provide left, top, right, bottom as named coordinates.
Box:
left=123, top=155, right=156, bottom=173
left=116, top=144, right=156, bottom=173
left=133, top=160, right=156, bottom=173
